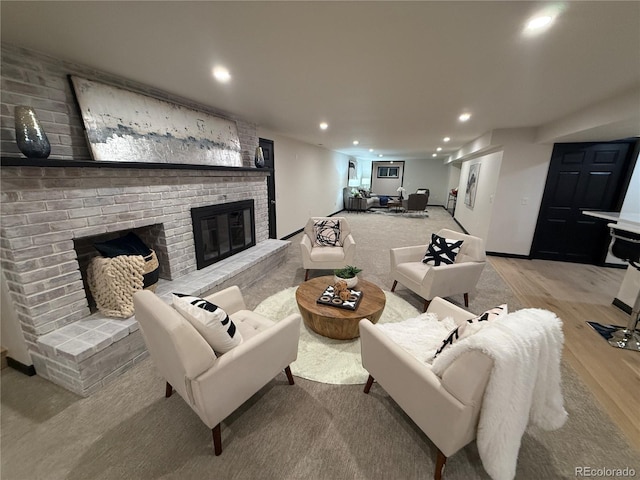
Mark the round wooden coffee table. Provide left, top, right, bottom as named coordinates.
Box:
left=295, top=276, right=386, bottom=340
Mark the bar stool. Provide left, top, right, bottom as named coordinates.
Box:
left=604, top=223, right=640, bottom=352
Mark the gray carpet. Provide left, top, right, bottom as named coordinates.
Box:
left=2, top=207, right=639, bottom=480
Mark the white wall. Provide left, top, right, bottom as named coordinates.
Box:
left=451, top=127, right=638, bottom=257
left=536, top=86, right=640, bottom=144
left=486, top=129, right=554, bottom=255
left=370, top=161, right=404, bottom=196
left=454, top=151, right=504, bottom=241
left=451, top=128, right=554, bottom=256
left=447, top=163, right=461, bottom=192
left=1, top=270, right=31, bottom=366
left=402, top=159, right=451, bottom=205
left=358, top=157, right=452, bottom=205
left=259, top=128, right=350, bottom=238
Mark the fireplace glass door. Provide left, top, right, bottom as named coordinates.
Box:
left=192, top=200, right=255, bottom=270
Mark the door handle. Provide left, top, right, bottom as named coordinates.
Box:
left=270, top=200, right=276, bottom=205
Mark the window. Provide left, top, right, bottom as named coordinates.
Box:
left=377, top=166, right=399, bottom=178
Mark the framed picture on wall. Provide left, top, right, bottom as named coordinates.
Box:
left=348, top=159, right=358, bottom=183
left=465, top=163, right=480, bottom=209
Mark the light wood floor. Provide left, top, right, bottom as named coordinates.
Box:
left=489, top=257, right=640, bottom=452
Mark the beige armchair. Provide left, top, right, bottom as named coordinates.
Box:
left=361, top=297, right=567, bottom=480
left=360, top=297, right=492, bottom=480
left=300, top=216, right=356, bottom=280
left=390, top=228, right=486, bottom=311
left=133, top=286, right=301, bottom=455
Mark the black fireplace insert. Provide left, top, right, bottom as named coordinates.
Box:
left=191, top=200, right=256, bottom=270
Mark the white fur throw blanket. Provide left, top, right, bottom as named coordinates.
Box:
left=431, top=308, right=568, bottom=480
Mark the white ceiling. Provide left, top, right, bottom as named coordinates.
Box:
left=2, top=1, right=639, bottom=161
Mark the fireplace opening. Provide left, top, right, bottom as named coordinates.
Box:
left=74, top=224, right=168, bottom=314
left=191, top=200, right=256, bottom=270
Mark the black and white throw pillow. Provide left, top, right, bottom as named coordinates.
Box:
left=422, top=233, right=463, bottom=265
left=172, top=293, right=242, bottom=354
left=433, top=304, right=507, bottom=358
left=314, top=219, right=341, bottom=246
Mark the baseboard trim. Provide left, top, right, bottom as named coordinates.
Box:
left=281, top=210, right=346, bottom=241
left=7, top=357, right=36, bottom=376
left=452, top=217, right=468, bottom=234
left=603, top=262, right=627, bottom=270
left=612, top=298, right=632, bottom=315
left=487, top=251, right=531, bottom=260
left=281, top=228, right=303, bottom=241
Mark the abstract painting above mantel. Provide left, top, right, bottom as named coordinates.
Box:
left=69, top=76, right=242, bottom=167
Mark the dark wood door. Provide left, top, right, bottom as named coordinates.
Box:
left=531, top=141, right=636, bottom=264
left=259, top=138, right=277, bottom=239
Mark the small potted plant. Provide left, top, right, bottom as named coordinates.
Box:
left=333, top=265, right=362, bottom=288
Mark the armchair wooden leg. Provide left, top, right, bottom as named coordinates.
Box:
left=391, top=280, right=398, bottom=292
left=284, top=366, right=295, bottom=385
left=212, top=424, right=222, bottom=456
left=364, top=375, right=375, bottom=394
left=305, top=270, right=310, bottom=281
left=463, top=293, right=469, bottom=308
left=435, top=449, right=447, bottom=480
left=423, top=299, right=431, bottom=312
left=165, top=381, right=173, bottom=398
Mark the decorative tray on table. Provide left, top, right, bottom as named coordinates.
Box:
left=316, top=285, right=363, bottom=311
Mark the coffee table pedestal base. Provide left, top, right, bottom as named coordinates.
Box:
left=299, top=308, right=383, bottom=340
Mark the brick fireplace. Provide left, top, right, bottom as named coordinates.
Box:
left=0, top=43, right=291, bottom=396
left=0, top=163, right=286, bottom=395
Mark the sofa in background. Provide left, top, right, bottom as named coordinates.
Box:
left=342, top=187, right=382, bottom=211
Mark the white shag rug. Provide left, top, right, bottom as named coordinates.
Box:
left=254, top=287, right=420, bottom=384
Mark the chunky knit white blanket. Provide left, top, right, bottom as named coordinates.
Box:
left=431, top=308, right=568, bottom=480
left=87, top=254, right=145, bottom=318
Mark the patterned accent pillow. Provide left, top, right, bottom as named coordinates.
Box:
left=172, top=293, right=242, bottom=354
left=314, top=219, right=341, bottom=246
left=433, top=304, right=507, bottom=358
left=422, top=233, right=463, bottom=265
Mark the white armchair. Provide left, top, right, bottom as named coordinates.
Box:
left=360, top=297, right=492, bottom=480
left=390, top=228, right=486, bottom=311
left=133, top=286, right=301, bottom=455
left=361, top=297, right=567, bottom=480
left=300, top=216, right=356, bottom=280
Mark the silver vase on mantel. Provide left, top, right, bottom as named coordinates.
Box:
left=14, top=105, right=51, bottom=159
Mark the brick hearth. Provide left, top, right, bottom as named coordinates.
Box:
left=0, top=164, right=285, bottom=396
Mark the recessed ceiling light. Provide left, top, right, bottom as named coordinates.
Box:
left=319, top=122, right=328, bottom=130
left=212, top=66, right=231, bottom=83
left=436, top=147, right=442, bottom=152
left=459, top=113, right=471, bottom=122
left=525, top=15, right=554, bottom=33
left=378, top=154, right=383, bottom=158
left=443, top=137, right=450, bottom=142
left=369, top=148, right=374, bottom=153
left=432, top=153, right=437, bottom=157
left=353, top=140, right=359, bottom=145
